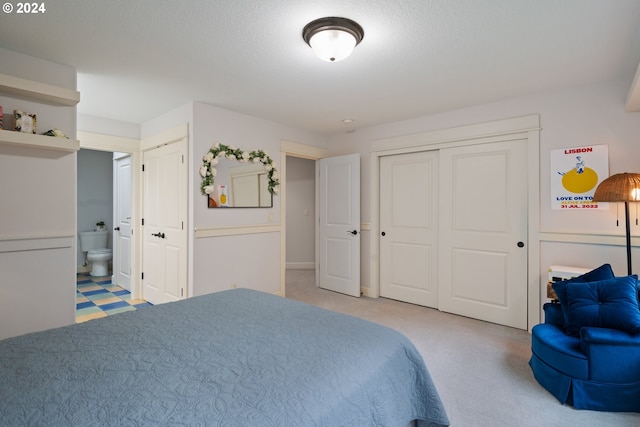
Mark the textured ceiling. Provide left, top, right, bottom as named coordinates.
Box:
left=1, top=0, right=639, bottom=135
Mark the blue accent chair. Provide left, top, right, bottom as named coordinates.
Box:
left=530, top=292, right=640, bottom=412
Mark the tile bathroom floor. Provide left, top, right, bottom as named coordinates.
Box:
left=76, top=273, right=152, bottom=323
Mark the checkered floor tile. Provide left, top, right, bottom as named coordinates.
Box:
left=76, top=273, right=152, bottom=323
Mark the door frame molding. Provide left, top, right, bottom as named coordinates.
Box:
left=369, top=114, right=541, bottom=330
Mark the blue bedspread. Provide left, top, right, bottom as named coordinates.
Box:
left=0, top=289, right=449, bottom=426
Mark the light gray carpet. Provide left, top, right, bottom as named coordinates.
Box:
left=285, top=269, right=640, bottom=427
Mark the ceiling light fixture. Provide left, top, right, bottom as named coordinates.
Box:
left=302, top=17, right=364, bottom=62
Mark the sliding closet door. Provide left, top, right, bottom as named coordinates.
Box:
left=438, top=139, right=528, bottom=329
left=379, top=151, right=439, bottom=307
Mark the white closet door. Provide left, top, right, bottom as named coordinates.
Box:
left=142, top=138, right=188, bottom=305
left=438, top=139, right=528, bottom=329
left=380, top=151, right=439, bottom=307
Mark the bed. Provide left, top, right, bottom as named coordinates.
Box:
left=0, top=288, right=449, bottom=426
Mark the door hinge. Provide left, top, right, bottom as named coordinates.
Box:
left=141, top=218, right=144, bottom=226
left=181, top=288, right=184, bottom=297
left=181, top=221, right=184, bottom=230
left=141, top=272, right=144, bottom=280
left=142, top=164, right=145, bottom=172
left=182, top=154, right=184, bottom=164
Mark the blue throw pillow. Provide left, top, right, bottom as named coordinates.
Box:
left=565, top=275, right=640, bottom=337
left=551, top=264, right=615, bottom=329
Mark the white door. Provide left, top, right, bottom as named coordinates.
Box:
left=317, top=154, right=360, bottom=297
left=142, top=138, right=188, bottom=305
left=113, top=154, right=132, bottom=291
left=438, top=139, right=528, bottom=329
left=380, top=151, right=439, bottom=307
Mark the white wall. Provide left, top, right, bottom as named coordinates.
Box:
left=285, top=156, right=315, bottom=269
left=78, top=113, right=141, bottom=139
left=0, top=48, right=77, bottom=339
left=327, top=77, right=640, bottom=309
left=191, top=102, right=326, bottom=296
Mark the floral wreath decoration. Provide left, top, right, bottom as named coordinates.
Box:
left=200, top=143, right=280, bottom=197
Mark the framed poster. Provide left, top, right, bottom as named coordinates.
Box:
left=550, top=145, right=608, bottom=210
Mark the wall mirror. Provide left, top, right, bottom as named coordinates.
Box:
left=200, top=143, right=279, bottom=208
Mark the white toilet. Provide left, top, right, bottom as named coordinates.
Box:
left=79, top=230, right=112, bottom=277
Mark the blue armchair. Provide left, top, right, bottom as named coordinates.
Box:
left=530, top=267, right=640, bottom=412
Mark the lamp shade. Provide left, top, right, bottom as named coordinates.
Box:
left=303, top=17, right=364, bottom=62
left=592, top=173, right=640, bottom=202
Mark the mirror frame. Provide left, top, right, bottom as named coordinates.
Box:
left=200, top=143, right=280, bottom=208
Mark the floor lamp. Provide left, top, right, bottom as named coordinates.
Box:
left=592, top=172, right=640, bottom=275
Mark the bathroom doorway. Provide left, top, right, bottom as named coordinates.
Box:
left=77, top=148, right=114, bottom=274
left=78, top=130, right=141, bottom=299
left=77, top=147, right=137, bottom=293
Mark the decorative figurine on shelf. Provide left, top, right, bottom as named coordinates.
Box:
left=96, top=221, right=106, bottom=231
left=14, top=110, right=36, bottom=134
left=42, top=128, right=69, bottom=138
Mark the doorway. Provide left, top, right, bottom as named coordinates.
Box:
left=279, top=140, right=327, bottom=295
left=78, top=130, right=141, bottom=299
left=77, top=149, right=115, bottom=275
left=285, top=156, right=316, bottom=271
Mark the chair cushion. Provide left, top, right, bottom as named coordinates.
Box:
left=551, top=263, right=614, bottom=330
left=531, top=323, right=588, bottom=379
left=565, top=275, right=640, bottom=337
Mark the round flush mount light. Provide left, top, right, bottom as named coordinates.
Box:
left=302, top=17, right=364, bottom=62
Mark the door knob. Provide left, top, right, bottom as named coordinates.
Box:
left=517, top=241, right=524, bottom=248
left=381, top=231, right=386, bottom=236
left=152, top=232, right=166, bottom=239
left=347, top=230, right=358, bottom=235
left=114, top=227, right=120, bottom=231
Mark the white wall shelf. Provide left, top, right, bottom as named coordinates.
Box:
left=0, top=72, right=80, bottom=152
left=0, top=73, right=80, bottom=106
left=0, top=130, right=79, bottom=152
